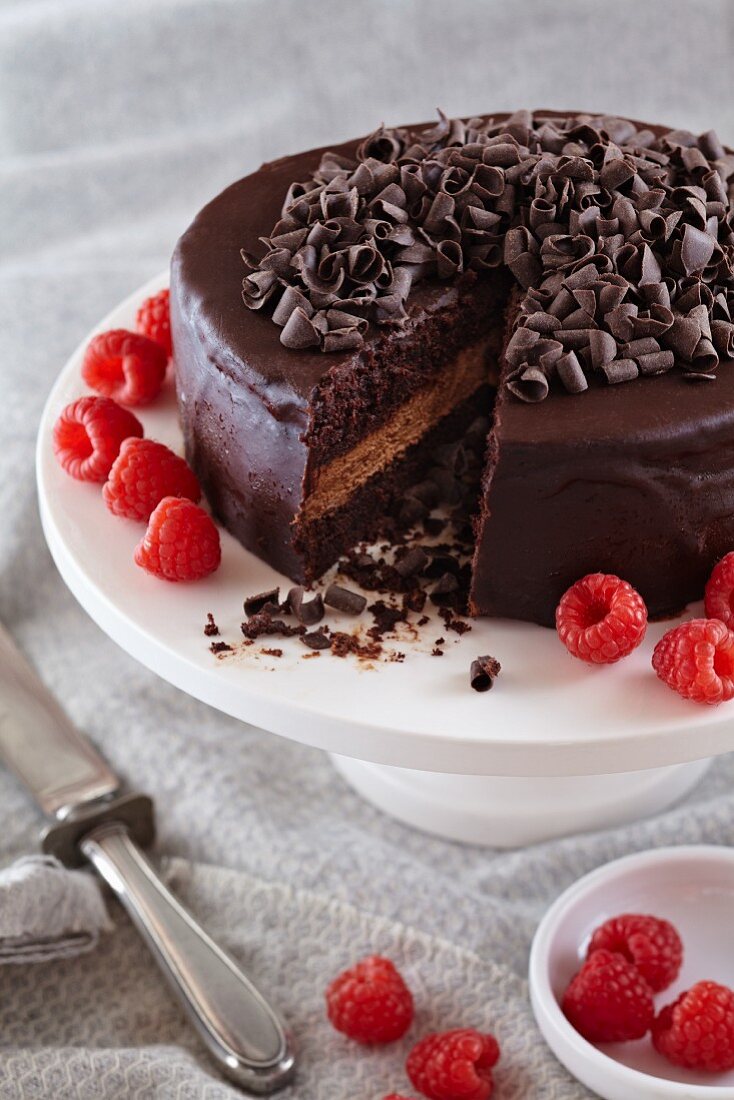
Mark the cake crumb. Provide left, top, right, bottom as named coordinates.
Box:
left=210, top=641, right=232, bottom=654
left=204, top=613, right=219, bottom=637
left=241, top=611, right=306, bottom=640
left=261, top=647, right=283, bottom=658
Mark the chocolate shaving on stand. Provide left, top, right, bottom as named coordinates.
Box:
left=324, top=583, right=368, bottom=615
left=243, top=110, right=734, bottom=399
left=244, top=588, right=281, bottom=617
left=287, top=585, right=325, bottom=625
left=394, top=546, right=429, bottom=578
left=470, top=655, right=502, bottom=692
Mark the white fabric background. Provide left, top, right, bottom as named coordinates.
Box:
left=3, top=2, right=734, bottom=1097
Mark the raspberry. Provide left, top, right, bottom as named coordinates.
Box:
left=705, top=552, right=734, bottom=629
left=383, top=1095, right=416, bottom=1100
left=406, top=1029, right=500, bottom=1100
left=134, top=497, right=221, bottom=581
left=326, top=956, right=413, bottom=1044
left=562, top=949, right=654, bottom=1043
left=652, top=618, right=734, bottom=704
left=103, top=438, right=200, bottom=521
left=587, top=914, right=683, bottom=993
left=82, top=329, right=167, bottom=406
left=136, top=288, right=172, bottom=357
left=555, top=573, right=647, bottom=663
left=652, top=981, right=734, bottom=1072
left=53, top=396, right=143, bottom=482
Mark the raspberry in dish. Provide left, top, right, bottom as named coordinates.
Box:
left=406, top=1029, right=500, bottom=1100
left=103, top=438, right=201, bottom=521
left=82, top=329, right=167, bottom=406
left=134, top=497, right=221, bottom=581
left=326, top=955, right=413, bottom=1044
left=555, top=573, right=648, bottom=664
left=53, top=396, right=143, bottom=482
left=652, top=618, right=734, bottom=704
left=136, top=288, right=172, bottom=357
left=704, top=552, right=734, bottom=629
left=652, top=980, right=734, bottom=1072
left=587, top=913, right=683, bottom=993
left=562, top=948, right=654, bottom=1043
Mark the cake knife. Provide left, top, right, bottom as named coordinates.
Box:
left=0, top=621, right=295, bottom=1094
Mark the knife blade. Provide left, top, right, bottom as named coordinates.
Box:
left=0, top=622, right=295, bottom=1094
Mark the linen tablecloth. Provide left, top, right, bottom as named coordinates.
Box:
left=2, top=2, right=734, bottom=1096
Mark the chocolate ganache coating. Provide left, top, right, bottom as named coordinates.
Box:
left=172, top=111, right=734, bottom=626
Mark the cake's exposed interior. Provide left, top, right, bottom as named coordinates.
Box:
left=172, top=110, right=734, bottom=626
left=293, top=271, right=510, bottom=578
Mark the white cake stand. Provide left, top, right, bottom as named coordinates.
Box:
left=36, top=274, right=734, bottom=847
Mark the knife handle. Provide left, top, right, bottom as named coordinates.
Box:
left=80, top=823, right=295, bottom=1094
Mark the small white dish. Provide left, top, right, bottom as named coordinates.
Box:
left=529, top=846, right=734, bottom=1100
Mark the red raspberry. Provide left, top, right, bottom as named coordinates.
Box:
left=652, top=618, right=734, bottom=704
left=53, top=396, right=143, bottom=482
left=562, top=949, right=654, bottom=1043
left=326, top=956, right=413, bottom=1044
left=652, top=981, right=734, bottom=1072
left=82, top=329, right=167, bottom=406
left=383, top=1095, right=416, bottom=1100
left=406, top=1029, right=500, bottom=1100
left=103, top=438, right=201, bottom=521
left=705, top=552, right=734, bottom=629
left=134, top=497, right=221, bottom=581
left=556, top=573, right=647, bottom=664
left=587, top=913, right=683, bottom=993
left=136, top=288, right=172, bottom=357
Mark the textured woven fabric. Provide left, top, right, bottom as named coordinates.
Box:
left=0, top=857, right=111, bottom=964
left=2, top=1, right=734, bottom=1097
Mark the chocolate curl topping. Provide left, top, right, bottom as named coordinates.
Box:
left=242, top=109, right=734, bottom=397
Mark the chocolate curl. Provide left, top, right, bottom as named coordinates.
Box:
left=504, top=226, right=541, bottom=289
left=558, top=329, right=592, bottom=351
left=506, top=366, right=549, bottom=403
left=691, top=337, right=718, bottom=374
left=287, top=586, right=325, bottom=626
left=280, top=307, right=320, bottom=349
left=470, top=655, right=501, bottom=692
left=271, top=285, right=314, bottom=327
left=712, top=320, right=734, bottom=359
left=637, top=350, right=675, bottom=375
left=587, top=329, right=618, bottom=369
left=524, top=311, right=562, bottom=334
left=242, top=269, right=279, bottom=310
left=505, top=326, right=540, bottom=367
left=601, top=359, right=639, bottom=384
left=665, top=313, right=703, bottom=362
left=606, top=303, right=639, bottom=341
left=436, top=239, right=464, bottom=278
left=680, top=224, right=717, bottom=276
left=357, top=124, right=405, bottom=163
left=628, top=305, right=674, bottom=339
left=557, top=350, right=588, bottom=393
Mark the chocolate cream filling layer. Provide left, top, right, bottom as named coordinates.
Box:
left=300, top=340, right=491, bottom=523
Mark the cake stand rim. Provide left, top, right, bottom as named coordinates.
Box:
left=35, top=271, right=734, bottom=779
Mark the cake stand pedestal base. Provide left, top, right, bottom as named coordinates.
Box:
left=331, top=756, right=711, bottom=847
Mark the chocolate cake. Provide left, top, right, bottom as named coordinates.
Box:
left=171, top=110, right=734, bottom=627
